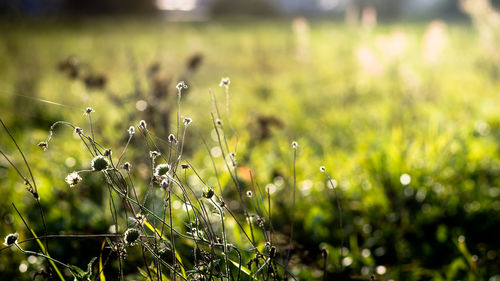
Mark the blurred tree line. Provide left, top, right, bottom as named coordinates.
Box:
left=2, top=0, right=500, bottom=20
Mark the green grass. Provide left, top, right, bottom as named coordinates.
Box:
left=1, top=18, right=500, bottom=280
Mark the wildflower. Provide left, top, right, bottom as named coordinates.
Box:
left=176, top=81, right=188, bottom=91
left=269, top=246, right=277, bottom=259
left=124, top=228, right=140, bottom=246
left=168, top=134, right=177, bottom=143
left=292, top=141, right=298, bottom=149
left=65, top=172, right=82, bottom=187
left=246, top=191, right=253, bottom=197
left=138, top=120, right=147, bottom=129
left=155, top=164, right=171, bottom=177
left=103, top=149, right=112, bottom=157
left=38, top=142, right=48, bottom=150
left=4, top=233, right=18, bottom=246
left=320, top=166, right=326, bottom=172
left=160, top=179, right=169, bottom=189
left=321, top=248, right=328, bottom=258
left=128, top=126, right=135, bottom=135
left=183, top=117, right=192, bottom=126
left=91, top=155, right=109, bottom=171
left=122, top=162, right=131, bottom=172
left=149, top=151, right=161, bottom=159
left=135, top=213, right=146, bottom=226
left=202, top=186, right=214, bottom=199
left=219, top=77, right=230, bottom=87
left=216, top=119, right=222, bottom=126
left=265, top=241, right=271, bottom=248
left=74, top=127, right=83, bottom=135
left=84, top=107, right=94, bottom=115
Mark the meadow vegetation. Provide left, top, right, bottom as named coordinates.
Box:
left=1, top=16, right=500, bottom=280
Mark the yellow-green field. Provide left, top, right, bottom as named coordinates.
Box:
left=1, top=18, right=500, bottom=280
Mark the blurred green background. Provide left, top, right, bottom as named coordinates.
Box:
left=2, top=0, right=500, bottom=280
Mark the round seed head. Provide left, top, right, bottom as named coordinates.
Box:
left=74, top=127, right=83, bottom=135
left=246, top=191, right=253, bottom=198
left=104, top=149, right=112, bottom=157
left=122, top=162, right=131, bottom=172
left=219, top=77, right=230, bottom=87
left=91, top=155, right=109, bottom=171
left=216, top=119, right=222, bottom=126
left=65, top=172, right=82, bottom=187
left=135, top=213, right=146, bottom=226
left=85, top=107, right=94, bottom=115
left=154, top=164, right=171, bottom=177
left=321, top=248, right=328, bottom=258
left=38, top=142, right=48, bottom=150
left=124, top=228, right=140, bottom=246
left=269, top=246, right=277, bottom=259
left=128, top=126, right=135, bottom=135
left=138, top=120, right=147, bottom=129
left=265, top=241, right=271, bottom=248
left=320, top=166, right=326, bottom=172
left=161, top=179, right=169, bottom=189
left=183, top=117, right=192, bottom=126
left=168, top=134, right=177, bottom=143
left=4, top=233, right=18, bottom=246
left=292, top=141, right=298, bottom=149
left=149, top=151, right=161, bottom=159
left=202, top=186, right=214, bottom=199
left=176, top=81, right=188, bottom=91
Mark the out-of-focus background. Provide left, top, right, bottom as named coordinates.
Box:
left=1, top=0, right=500, bottom=280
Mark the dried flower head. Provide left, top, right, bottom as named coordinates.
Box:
left=292, top=141, right=298, bottom=149
left=122, top=162, right=131, bottom=172
left=321, top=248, right=328, bottom=258
left=138, top=120, right=147, bottom=129
left=65, top=172, right=82, bottom=187
left=85, top=107, right=94, bottom=115
left=246, top=190, right=253, bottom=197
left=181, top=164, right=190, bottom=169
left=168, top=134, right=177, bottom=143
left=219, top=77, right=230, bottom=87
left=4, top=233, right=18, bottom=246
left=161, top=179, right=169, bottom=189
left=38, top=142, right=48, bottom=150
left=320, top=166, right=326, bottom=172
left=202, top=186, right=214, bottom=199
left=124, top=228, right=140, bottom=246
left=135, top=213, right=146, bottom=226
left=74, top=127, right=83, bottom=135
left=183, top=117, right=192, bottom=126
left=155, top=164, right=171, bottom=177
left=91, top=155, right=109, bottom=171
left=149, top=151, right=161, bottom=159
left=269, top=246, right=277, bottom=259
left=128, top=126, right=135, bottom=135
left=103, top=149, right=112, bottom=157
left=176, top=81, right=188, bottom=91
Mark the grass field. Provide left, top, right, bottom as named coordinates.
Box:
left=1, top=18, right=500, bottom=280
